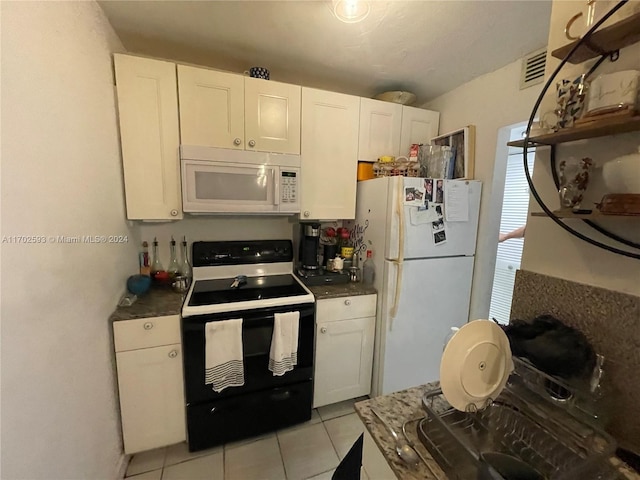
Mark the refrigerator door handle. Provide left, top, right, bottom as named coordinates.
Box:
left=388, top=176, right=405, bottom=262
left=397, top=178, right=405, bottom=264
left=389, top=260, right=403, bottom=327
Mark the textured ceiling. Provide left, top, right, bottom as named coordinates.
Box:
left=98, top=0, right=552, bottom=105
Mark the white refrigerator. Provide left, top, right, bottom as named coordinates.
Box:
left=355, top=176, right=482, bottom=396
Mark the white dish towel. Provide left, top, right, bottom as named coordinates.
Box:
left=268, top=311, right=300, bottom=376
left=205, top=318, right=245, bottom=392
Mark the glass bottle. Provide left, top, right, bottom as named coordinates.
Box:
left=363, top=250, right=375, bottom=285
left=167, top=236, right=180, bottom=278
left=150, top=237, right=164, bottom=275
left=179, top=236, right=192, bottom=279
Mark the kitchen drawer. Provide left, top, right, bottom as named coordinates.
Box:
left=114, top=315, right=181, bottom=352
left=316, top=294, right=376, bottom=322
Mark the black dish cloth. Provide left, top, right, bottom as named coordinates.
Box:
left=503, top=314, right=596, bottom=380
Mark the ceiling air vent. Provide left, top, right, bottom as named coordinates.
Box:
left=520, top=48, right=546, bottom=89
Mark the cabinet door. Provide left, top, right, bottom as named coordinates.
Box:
left=358, top=98, right=402, bottom=162
left=313, top=316, right=375, bottom=408
left=114, top=54, right=182, bottom=221
left=244, top=77, right=301, bottom=154
left=300, top=87, right=360, bottom=220
left=177, top=65, right=245, bottom=150
left=116, top=343, right=186, bottom=454
left=400, top=106, right=440, bottom=155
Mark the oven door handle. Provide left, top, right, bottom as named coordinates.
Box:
left=183, top=305, right=314, bottom=328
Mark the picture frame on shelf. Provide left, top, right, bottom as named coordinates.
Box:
left=431, top=125, right=476, bottom=179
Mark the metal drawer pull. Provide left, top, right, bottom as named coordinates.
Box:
left=321, top=327, right=327, bottom=334
left=143, top=322, right=153, bottom=330
left=168, top=350, right=178, bottom=358
left=344, top=299, right=351, bottom=306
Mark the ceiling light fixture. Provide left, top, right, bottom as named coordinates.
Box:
left=332, top=0, right=370, bottom=23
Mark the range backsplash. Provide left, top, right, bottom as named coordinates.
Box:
left=510, top=269, right=640, bottom=455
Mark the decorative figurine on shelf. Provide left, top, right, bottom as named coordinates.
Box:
left=558, top=156, right=593, bottom=208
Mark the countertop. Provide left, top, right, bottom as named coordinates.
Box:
left=110, top=287, right=185, bottom=321
left=110, top=281, right=376, bottom=321
left=355, top=383, right=448, bottom=480
left=354, top=383, right=640, bottom=480
left=305, top=282, right=377, bottom=299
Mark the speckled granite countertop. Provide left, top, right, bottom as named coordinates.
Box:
left=110, top=281, right=374, bottom=321
left=355, top=382, right=448, bottom=480
left=110, top=288, right=185, bottom=321
left=305, top=282, right=376, bottom=299
left=355, top=383, right=640, bottom=480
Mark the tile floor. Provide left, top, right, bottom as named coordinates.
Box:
left=125, top=397, right=370, bottom=480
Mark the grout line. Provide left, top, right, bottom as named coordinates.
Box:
left=321, top=418, right=343, bottom=462
left=275, top=429, right=289, bottom=480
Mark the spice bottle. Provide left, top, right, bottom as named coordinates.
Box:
left=150, top=237, right=164, bottom=275
left=363, top=250, right=375, bottom=285
left=179, top=236, right=192, bottom=279
left=167, top=236, right=180, bottom=278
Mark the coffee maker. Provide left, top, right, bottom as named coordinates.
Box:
left=297, top=223, right=350, bottom=286
left=299, top=223, right=321, bottom=270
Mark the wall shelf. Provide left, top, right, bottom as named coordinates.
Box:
left=531, top=209, right=639, bottom=219
left=551, top=12, right=640, bottom=64
left=507, top=115, right=640, bottom=147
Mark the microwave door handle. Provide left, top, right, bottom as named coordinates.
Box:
left=273, top=168, right=280, bottom=206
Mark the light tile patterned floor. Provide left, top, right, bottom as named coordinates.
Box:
left=125, top=397, right=367, bottom=480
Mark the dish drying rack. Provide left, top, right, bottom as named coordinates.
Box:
left=418, top=356, right=621, bottom=480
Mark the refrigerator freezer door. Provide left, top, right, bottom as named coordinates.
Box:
left=374, top=256, right=475, bottom=396
left=388, top=178, right=482, bottom=260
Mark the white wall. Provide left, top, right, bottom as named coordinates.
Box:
left=1, top=2, right=137, bottom=478
left=425, top=58, right=545, bottom=321
left=520, top=1, right=640, bottom=295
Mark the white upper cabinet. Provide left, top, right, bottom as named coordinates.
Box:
left=358, top=98, right=402, bottom=162
left=399, top=105, right=440, bottom=155
left=244, top=77, right=301, bottom=154
left=177, top=65, right=245, bottom=150
left=114, top=54, right=182, bottom=221
left=358, top=99, right=440, bottom=161
left=300, top=87, right=360, bottom=220
left=177, top=67, right=301, bottom=154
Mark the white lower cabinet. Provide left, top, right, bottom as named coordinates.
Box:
left=113, top=315, right=185, bottom=454
left=313, top=295, right=376, bottom=408
left=362, top=428, right=396, bottom=479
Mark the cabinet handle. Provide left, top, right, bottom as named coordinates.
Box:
left=321, top=327, right=327, bottom=334
left=170, top=209, right=179, bottom=217
left=234, top=137, right=242, bottom=146
left=143, top=322, right=153, bottom=330
left=248, top=139, right=256, bottom=148
left=344, top=299, right=351, bottom=306
left=168, top=349, right=178, bottom=358
left=303, top=211, right=310, bottom=218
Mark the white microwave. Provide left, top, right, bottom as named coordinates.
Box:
left=180, top=146, right=300, bottom=215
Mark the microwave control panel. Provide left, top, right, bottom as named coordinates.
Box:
left=280, top=169, right=300, bottom=210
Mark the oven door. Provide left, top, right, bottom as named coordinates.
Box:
left=181, top=159, right=279, bottom=213
left=182, top=303, right=315, bottom=404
